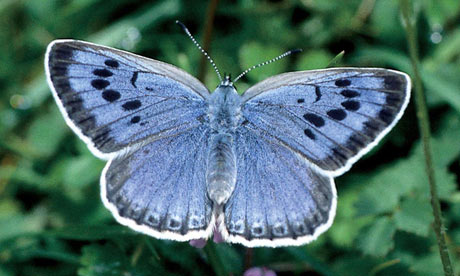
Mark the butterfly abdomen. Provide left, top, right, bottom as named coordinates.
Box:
left=206, top=133, right=237, bottom=205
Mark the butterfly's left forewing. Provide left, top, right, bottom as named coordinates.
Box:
left=241, top=68, right=411, bottom=176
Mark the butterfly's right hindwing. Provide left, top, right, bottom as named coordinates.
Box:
left=101, top=125, right=214, bottom=241
left=45, top=40, right=209, bottom=159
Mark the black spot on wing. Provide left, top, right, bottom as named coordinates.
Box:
left=51, top=44, right=74, bottom=60
left=48, top=45, right=74, bottom=79
left=335, top=79, right=351, bottom=87
left=385, top=93, right=404, bottom=106
left=384, top=75, right=404, bottom=91
left=346, top=134, right=367, bottom=153
left=327, top=109, right=347, bottom=121
left=315, top=86, right=322, bottom=102
left=102, top=90, right=121, bottom=102
left=341, top=100, right=360, bottom=111
left=379, top=108, right=396, bottom=124
left=297, top=98, right=305, bottom=103
left=131, top=71, right=138, bottom=88
left=122, top=100, right=142, bottom=111
left=363, top=120, right=383, bottom=138
left=91, top=79, right=110, bottom=90
left=341, top=89, right=360, bottom=98
left=303, top=113, right=325, bottom=127
left=49, top=64, right=68, bottom=76
left=93, top=69, right=113, bottom=77
left=105, top=59, right=119, bottom=68
left=130, top=116, right=140, bottom=124
left=304, top=129, right=316, bottom=140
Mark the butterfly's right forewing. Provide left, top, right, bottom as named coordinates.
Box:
left=46, top=40, right=209, bottom=159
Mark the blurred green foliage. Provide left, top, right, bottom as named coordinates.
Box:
left=1, top=0, right=459, bottom=275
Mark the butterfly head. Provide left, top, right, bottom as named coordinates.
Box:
left=219, top=74, right=233, bottom=87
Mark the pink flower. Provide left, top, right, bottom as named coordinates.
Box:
left=244, top=267, right=277, bottom=276
left=189, top=238, right=207, bottom=248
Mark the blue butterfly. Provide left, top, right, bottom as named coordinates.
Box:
left=45, top=33, right=410, bottom=247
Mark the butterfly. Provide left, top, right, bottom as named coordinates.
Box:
left=45, top=35, right=410, bottom=247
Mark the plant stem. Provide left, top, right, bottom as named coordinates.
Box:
left=399, top=1, right=454, bottom=275
left=198, top=0, right=220, bottom=82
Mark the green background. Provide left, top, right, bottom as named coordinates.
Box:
left=0, top=0, right=459, bottom=275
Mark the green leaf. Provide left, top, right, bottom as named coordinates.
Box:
left=0, top=207, right=47, bottom=242
left=394, top=197, right=432, bottom=237
left=295, top=49, right=332, bottom=70
left=329, top=181, right=373, bottom=247
left=354, top=112, right=460, bottom=216
left=45, top=225, right=136, bottom=241
left=78, top=243, right=149, bottom=276
left=61, top=156, right=104, bottom=200
left=410, top=252, right=444, bottom=276
left=356, top=216, right=396, bottom=257
left=239, top=42, right=287, bottom=82
left=26, top=106, right=67, bottom=158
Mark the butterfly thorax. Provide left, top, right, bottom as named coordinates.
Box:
left=205, top=83, right=241, bottom=205
left=207, top=84, right=242, bottom=133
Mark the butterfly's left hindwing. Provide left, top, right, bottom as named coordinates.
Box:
left=241, top=68, right=411, bottom=176
left=45, top=40, right=209, bottom=159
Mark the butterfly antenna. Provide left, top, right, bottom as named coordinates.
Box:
left=176, top=20, right=223, bottom=82
left=233, top=48, right=302, bottom=83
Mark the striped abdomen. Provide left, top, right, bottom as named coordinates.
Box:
left=206, top=133, right=237, bottom=205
